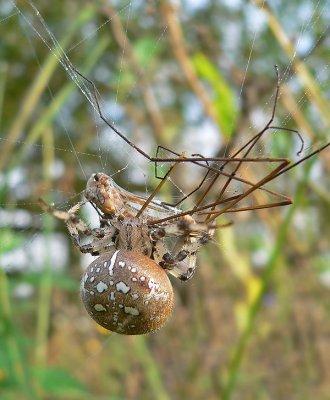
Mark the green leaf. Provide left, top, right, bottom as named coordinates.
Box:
left=0, top=348, right=15, bottom=390
left=192, top=52, right=238, bottom=138
left=13, top=271, right=79, bottom=292
left=50, top=271, right=80, bottom=291
left=313, top=253, right=330, bottom=274
left=134, top=37, right=161, bottom=68
left=0, top=229, right=25, bottom=255
left=268, top=128, right=292, bottom=156
left=33, top=367, right=87, bottom=396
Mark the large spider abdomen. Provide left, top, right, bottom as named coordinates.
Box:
left=80, top=249, right=174, bottom=335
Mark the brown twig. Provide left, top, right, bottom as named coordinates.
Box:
left=103, top=5, right=166, bottom=145
left=253, top=0, right=330, bottom=129
left=160, top=2, right=220, bottom=127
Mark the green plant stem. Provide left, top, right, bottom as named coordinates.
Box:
left=14, top=35, right=109, bottom=168
left=0, top=4, right=97, bottom=172
left=131, top=336, right=171, bottom=400
left=34, top=126, right=55, bottom=372
left=222, top=161, right=314, bottom=400
left=0, top=267, right=37, bottom=399
left=0, top=62, right=8, bottom=129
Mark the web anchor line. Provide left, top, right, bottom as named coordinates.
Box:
left=22, top=0, right=330, bottom=226
left=61, top=64, right=330, bottom=225
left=21, top=1, right=330, bottom=216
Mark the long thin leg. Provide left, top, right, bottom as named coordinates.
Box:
left=39, top=198, right=116, bottom=255
left=147, top=159, right=289, bottom=226
left=155, top=146, right=212, bottom=207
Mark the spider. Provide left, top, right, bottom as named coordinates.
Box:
left=39, top=59, right=330, bottom=335
left=39, top=170, right=218, bottom=335
left=39, top=125, right=328, bottom=336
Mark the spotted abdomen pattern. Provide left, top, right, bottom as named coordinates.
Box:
left=80, top=249, right=174, bottom=335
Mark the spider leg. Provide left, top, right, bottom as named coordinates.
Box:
left=171, top=257, right=197, bottom=281
left=157, top=235, right=204, bottom=281
left=160, top=216, right=215, bottom=238
left=152, top=219, right=213, bottom=281
left=76, top=233, right=116, bottom=256
left=39, top=198, right=116, bottom=255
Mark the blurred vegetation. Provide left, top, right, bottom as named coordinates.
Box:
left=1, top=1, right=330, bottom=399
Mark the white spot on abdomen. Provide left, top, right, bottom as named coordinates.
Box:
left=124, top=306, right=139, bottom=316
left=148, top=279, right=160, bottom=291
left=116, top=281, right=131, bottom=294
left=109, top=250, right=120, bottom=276
left=96, top=281, right=108, bottom=293
left=94, top=304, right=106, bottom=312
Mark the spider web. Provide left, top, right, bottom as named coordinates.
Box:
left=2, top=0, right=330, bottom=300
left=1, top=0, right=330, bottom=393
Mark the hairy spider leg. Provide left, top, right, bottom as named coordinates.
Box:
left=39, top=198, right=117, bottom=255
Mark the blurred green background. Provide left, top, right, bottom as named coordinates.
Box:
left=1, top=1, right=330, bottom=399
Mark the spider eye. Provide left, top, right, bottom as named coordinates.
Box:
left=94, top=173, right=99, bottom=182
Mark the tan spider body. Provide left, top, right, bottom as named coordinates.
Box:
left=40, top=172, right=214, bottom=334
